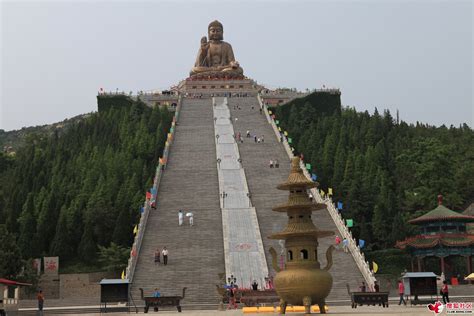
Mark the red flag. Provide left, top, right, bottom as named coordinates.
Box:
left=146, top=192, right=152, bottom=199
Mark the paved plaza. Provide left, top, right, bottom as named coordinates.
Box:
left=41, top=304, right=455, bottom=315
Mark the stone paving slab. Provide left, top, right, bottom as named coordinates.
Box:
left=37, top=304, right=450, bottom=315
left=214, top=97, right=269, bottom=288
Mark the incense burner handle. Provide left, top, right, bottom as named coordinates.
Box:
left=323, top=245, right=335, bottom=271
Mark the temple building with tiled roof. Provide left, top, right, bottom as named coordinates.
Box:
left=396, top=195, right=474, bottom=280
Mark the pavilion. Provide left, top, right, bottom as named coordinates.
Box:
left=396, top=195, right=474, bottom=282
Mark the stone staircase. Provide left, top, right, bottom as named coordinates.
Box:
left=227, top=96, right=364, bottom=301
left=130, top=97, right=224, bottom=306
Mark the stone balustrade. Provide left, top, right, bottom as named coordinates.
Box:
left=125, top=96, right=182, bottom=282
left=257, top=93, right=376, bottom=289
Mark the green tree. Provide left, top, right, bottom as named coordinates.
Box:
left=98, top=242, right=130, bottom=274
left=0, top=224, right=22, bottom=278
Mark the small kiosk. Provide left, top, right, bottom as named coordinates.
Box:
left=402, top=272, right=438, bottom=305
left=99, top=279, right=136, bottom=313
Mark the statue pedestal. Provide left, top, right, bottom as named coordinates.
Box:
left=178, top=77, right=257, bottom=96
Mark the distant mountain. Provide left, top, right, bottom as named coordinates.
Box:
left=0, top=114, right=92, bottom=153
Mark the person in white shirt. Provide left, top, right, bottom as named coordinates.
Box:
left=162, top=247, right=168, bottom=265
left=178, top=210, right=183, bottom=226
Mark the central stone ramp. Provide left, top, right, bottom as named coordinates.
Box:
left=131, top=97, right=224, bottom=306
left=213, top=97, right=268, bottom=288
left=227, top=96, right=364, bottom=301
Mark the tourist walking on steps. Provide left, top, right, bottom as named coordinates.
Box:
left=154, top=248, right=161, bottom=264
left=342, top=238, right=348, bottom=253
left=37, top=290, right=44, bottom=316
left=162, top=247, right=168, bottom=265
left=246, top=130, right=250, bottom=137
left=335, top=235, right=341, bottom=249
left=441, top=280, right=449, bottom=304
left=178, top=210, right=184, bottom=226
left=187, top=211, right=194, bottom=226
left=398, top=280, right=406, bottom=305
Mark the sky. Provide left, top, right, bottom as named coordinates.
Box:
left=1, top=0, right=472, bottom=131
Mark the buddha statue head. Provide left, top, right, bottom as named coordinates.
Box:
left=208, top=20, right=224, bottom=41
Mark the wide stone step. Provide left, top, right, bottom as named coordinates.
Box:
left=227, top=97, right=366, bottom=301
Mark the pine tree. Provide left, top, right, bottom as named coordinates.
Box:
left=18, top=193, right=39, bottom=259
left=0, top=224, right=22, bottom=278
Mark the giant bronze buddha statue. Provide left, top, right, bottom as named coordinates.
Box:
left=190, top=20, right=244, bottom=78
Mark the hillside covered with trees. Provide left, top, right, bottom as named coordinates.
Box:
left=273, top=92, right=474, bottom=252
left=0, top=96, right=173, bottom=276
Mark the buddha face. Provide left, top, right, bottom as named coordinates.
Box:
left=208, top=26, right=223, bottom=41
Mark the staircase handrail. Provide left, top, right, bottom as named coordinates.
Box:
left=125, top=95, right=183, bottom=282
left=256, top=93, right=376, bottom=288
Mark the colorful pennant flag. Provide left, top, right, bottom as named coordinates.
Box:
left=133, top=225, right=138, bottom=235
left=346, top=219, right=354, bottom=228
left=305, top=163, right=311, bottom=170
left=278, top=127, right=282, bottom=132
left=291, top=147, right=295, bottom=152
left=328, top=188, right=333, bottom=196
left=121, top=270, right=125, bottom=280
left=372, top=261, right=379, bottom=273
left=337, top=201, right=343, bottom=210
left=165, top=140, right=169, bottom=147
left=146, top=192, right=152, bottom=200
left=284, top=131, right=288, bottom=136
left=268, top=110, right=273, bottom=115
left=271, top=114, right=276, bottom=119
left=359, top=239, right=365, bottom=248
left=275, top=120, right=279, bottom=125
left=320, top=189, right=325, bottom=196
left=311, top=174, right=317, bottom=181
left=288, top=138, right=292, bottom=144
left=140, top=207, right=144, bottom=213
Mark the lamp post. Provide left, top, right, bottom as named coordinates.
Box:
left=221, top=191, right=228, bottom=208
left=216, top=134, right=220, bottom=144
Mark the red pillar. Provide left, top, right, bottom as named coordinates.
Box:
left=441, top=257, right=446, bottom=275
left=468, top=256, right=473, bottom=284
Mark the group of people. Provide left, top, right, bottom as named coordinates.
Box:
left=154, top=247, right=169, bottom=265
left=269, top=160, right=280, bottom=168
left=358, top=281, right=380, bottom=293
left=334, top=235, right=349, bottom=253
left=178, top=210, right=194, bottom=226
